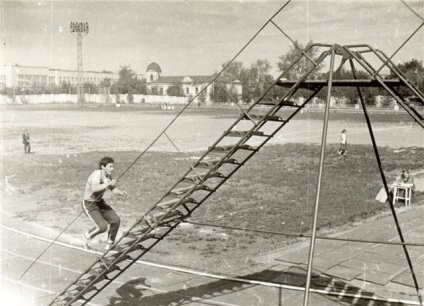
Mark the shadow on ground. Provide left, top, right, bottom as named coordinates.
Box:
left=105, top=265, right=410, bottom=306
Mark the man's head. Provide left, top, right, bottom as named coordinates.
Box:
left=99, top=156, right=115, bottom=175
left=402, top=169, right=410, bottom=179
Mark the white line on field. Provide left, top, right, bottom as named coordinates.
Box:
left=1, top=224, right=421, bottom=305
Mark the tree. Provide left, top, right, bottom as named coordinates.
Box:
left=390, top=58, right=424, bottom=93
left=100, top=78, right=112, bottom=88
left=210, top=82, right=239, bottom=103
left=217, top=60, right=249, bottom=101
left=246, top=59, right=273, bottom=102
left=56, top=81, right=73, bottom=94
left=111, top=66, right=147, bottom=102
left=167, top=83, right=184, bottom=96
left=277, top=40, right=323, bottom=80
left=220, top=60, right=246, bottom=81
left=198, top=87, right=207, bottom=105
left=83, top=82, right=99, bottom=94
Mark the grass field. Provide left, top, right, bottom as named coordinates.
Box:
left=1, top=106, right=424, bottom=271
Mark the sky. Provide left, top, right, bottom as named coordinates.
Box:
left=1, top=0, right=423, bottom=77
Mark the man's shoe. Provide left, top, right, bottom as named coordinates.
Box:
left=82, top=234, right=92, bottom=250
left=105, top=241, right=114, bottom=251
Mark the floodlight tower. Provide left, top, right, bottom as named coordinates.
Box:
left=70, top=22, right=89, bottom=107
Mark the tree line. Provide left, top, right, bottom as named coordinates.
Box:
left=2, top=41, right=423, bottom=104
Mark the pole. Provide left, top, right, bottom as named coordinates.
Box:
left=70, top=22, right=88, bottom=107
left=349, top=59, right=423, bottom=305
left=303, top=47, right=336, bottom=306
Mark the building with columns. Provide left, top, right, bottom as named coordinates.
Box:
left=146, top=62, right=242, bottom=102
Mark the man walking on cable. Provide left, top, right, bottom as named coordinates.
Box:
left=82, top=156, right=128, bottom=251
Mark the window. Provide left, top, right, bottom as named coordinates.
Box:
left=185, top=87, right=189, bottom=95
left=160, top=87, right=163, bottom=95
left=150, top=74, right=153, bottom=81
left=195, top=87, right=198, bottom=94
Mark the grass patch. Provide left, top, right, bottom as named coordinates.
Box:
left=2, top=143, right=424, bottom=268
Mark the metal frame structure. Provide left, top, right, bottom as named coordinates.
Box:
left=70, top=22, right=89, bottom=107
left=41, top=1, right=424, bottom=304
left=47, top=42, right=424, bottom=305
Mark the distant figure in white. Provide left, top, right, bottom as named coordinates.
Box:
left=81, top=157, right=128, bottom=251
left=337, top=129, right=347, bottom=155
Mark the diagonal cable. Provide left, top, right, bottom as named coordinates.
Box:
left=117, top=0, right=293, bottom=181
left=374, top=0, right=424, bottom=76
left=270, top=20, right=318, bottom=66
left=401, top=0, right=424, bottom=21
left=183, top=220, right=424, bottom=247
left=215, top=80, right=258, bottom=126
left=163, top=132, right=202, bottom=181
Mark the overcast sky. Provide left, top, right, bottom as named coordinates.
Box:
left=1, top=0, right=423, bottom=77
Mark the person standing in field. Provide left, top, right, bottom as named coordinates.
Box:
left=82, top=156, right=128, bottom=251
left=22, top=129, right=31, bottom=154
left=337, top=129, right=347, bottom=155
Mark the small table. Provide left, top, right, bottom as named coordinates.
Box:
left=392, top=184, right=413, bottom=206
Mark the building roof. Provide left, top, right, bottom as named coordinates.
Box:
left=150, top=75, right=235, bottom=85
left=150, top=76, right=183, bottom=84
left=146, top=62, right=162, bottom=73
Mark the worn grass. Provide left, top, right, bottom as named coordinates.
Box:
left=3, top=143, right=424, bottom=268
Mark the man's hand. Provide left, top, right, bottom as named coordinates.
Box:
left=106, top=179, right=118, bottom=187
left=120, top=191, right=128, bottom=198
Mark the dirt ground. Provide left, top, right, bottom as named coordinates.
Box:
left=1, top=108, right=423, bottom=156
left=1, top=107, right=424, bottom=273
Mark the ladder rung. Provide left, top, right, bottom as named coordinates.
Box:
left=196, top=160, right=220, bottom=168
left=123, top=230, right=160, bottom=241
left=102, top=254, right=132, bottom=266
left=226, top=130, right=264, bottom=137
left=104, top=251, right=125, bottom=259
left=245, top=114, right=284, bottom=122
left=210, top=144, right=255, bottom=152
left=157, top=197, right=196, bottom=209
left=118, top=237, right=139, bottom=247
left=196, top=158, right=239, bottom=169
left=59, top=296, right=74, bottom=303
left=170, top=184, right=210, bottom=196
left=145, top=210, right=184, bottom=227
left=258, top=99, right=298, bottom=107
left=204, top=171, right=226, bottom=178
left=76, top=275, right=101, bottom=286
left=65, top=285, right=97, bottom=297
left=184, top=171, right=225, bottom=183
left=88, top=264, right=119, bottom=276
left=122, top=225, right=150, bottom=238
left=113, top=244, right=145, bottom=253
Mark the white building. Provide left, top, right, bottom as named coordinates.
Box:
left=0, top=64, right=119, bottom=89
left=146, top=62, right=242, bottom=102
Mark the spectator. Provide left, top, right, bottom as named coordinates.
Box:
left=391, top=169, right=416, bottom=194
left=376, top=170, right=416, bottom=204
left=337, top=129, right=347, bottom=155
left=22, top=129, right=31, bottom=154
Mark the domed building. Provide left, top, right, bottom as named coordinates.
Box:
left=145, top=62, right=242, bottom=102
left=146, top=62, right=162, bottom=83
